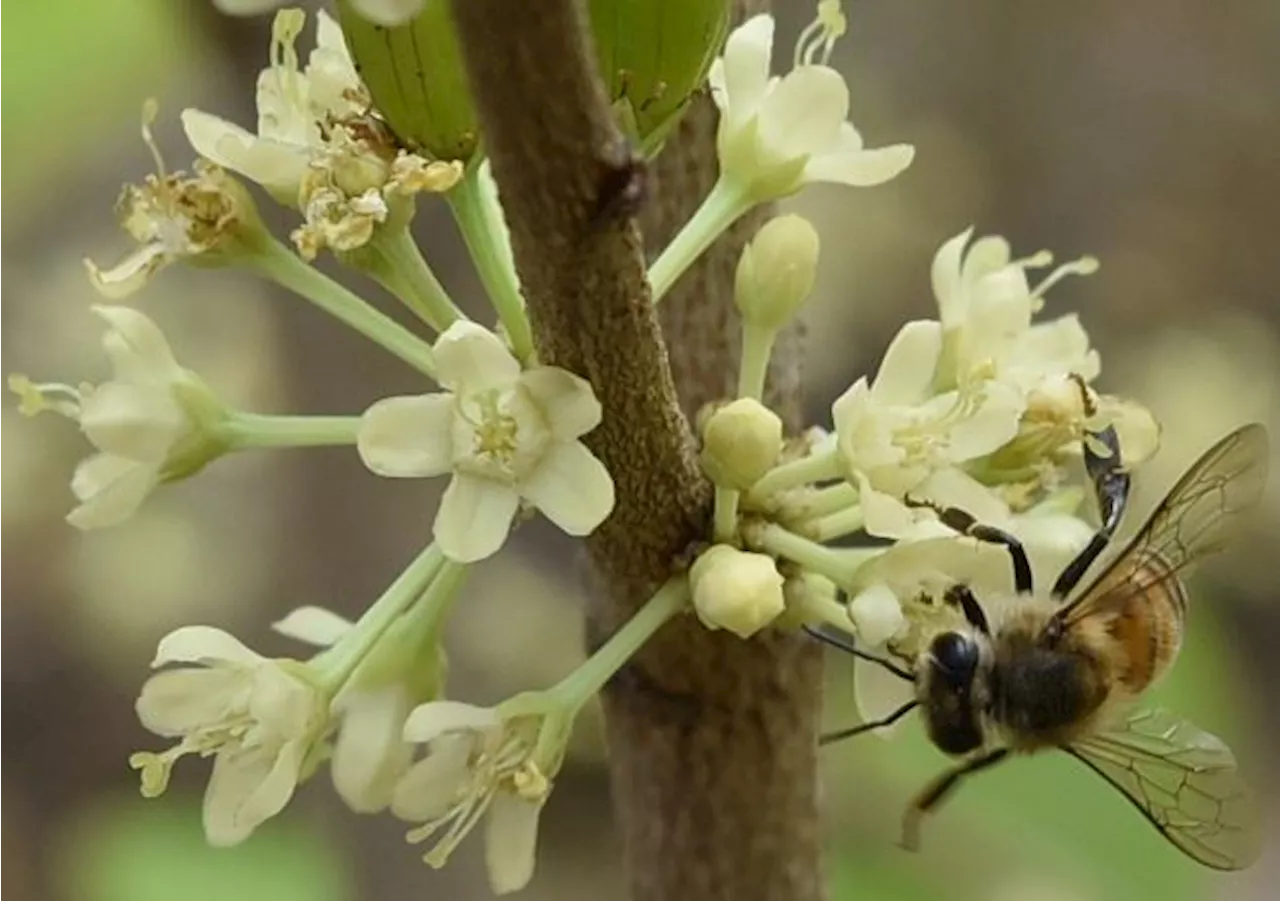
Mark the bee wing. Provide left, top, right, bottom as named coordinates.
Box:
left=1067, top=707, right=1261, bottom=870
left=1058, top=423, right=1269, bottom=624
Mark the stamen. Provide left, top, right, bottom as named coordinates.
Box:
left=8, top=374, right=82, bottom=419
left=269, top=9, right=308, bottom=116
left=794, top=0, right=848, bottom=68
left=139, top=98, right=167, bottom=181
left=1031, top=255, right=1100, bottom=300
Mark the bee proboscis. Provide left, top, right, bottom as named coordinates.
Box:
left=812, top=420, right=1269, bottom=870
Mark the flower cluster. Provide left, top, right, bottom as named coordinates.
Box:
left=11, top=1, right=1167, bottom=895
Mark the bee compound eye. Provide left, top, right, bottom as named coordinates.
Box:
left=930, top=632, right=979, bottom=685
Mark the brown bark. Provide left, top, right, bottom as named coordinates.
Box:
left=449, top=2, right=822, bottom=898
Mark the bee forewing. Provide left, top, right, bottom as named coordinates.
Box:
left=1067, top=708, right=1261, bottom=870
left=1060, top=423, right=1269, bottom=624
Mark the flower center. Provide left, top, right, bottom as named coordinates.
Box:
left=453, top=387, right=549, bottom=483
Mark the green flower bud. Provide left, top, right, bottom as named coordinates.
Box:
left=735, top=214, right=821, bottom=332
left=337, top=0, right=479, bottom=163
left=588, top=0, right=730, bottom=156
left=701, top=398, right=784, bottom=489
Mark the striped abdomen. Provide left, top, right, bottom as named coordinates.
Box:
left=1097, top=551, right=1188, bottom=693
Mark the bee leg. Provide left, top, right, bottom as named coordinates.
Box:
left=1051, top=378, right=1133, bottom=598
left=900, top=748, right=1010, bottom=852
left=820, top=700, right=919, bottom=746
left=905, top=497, right=1033, bottom=594
left=802, top=625, right=915, bottom=681
left=944, top=584, right=991, bottom=636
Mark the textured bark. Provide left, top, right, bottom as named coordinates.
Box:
left=449, top=2, right=822, bottom=899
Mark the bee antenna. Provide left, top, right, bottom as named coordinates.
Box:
left=802, top=625, right=915, bottom=682
left=820, top=700, right=920, bottom=745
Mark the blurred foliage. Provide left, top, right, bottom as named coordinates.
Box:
left=53, top=794, right=351, bottom=901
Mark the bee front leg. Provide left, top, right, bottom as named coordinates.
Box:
left=904, top=497, right=1033, bottom=595
left=1050, top=377, right=1133, bottom=598
left=901, top=748, right=1010, bottom=852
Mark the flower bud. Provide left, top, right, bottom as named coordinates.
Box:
left=700, top=398, right=783, bottom=488
left=337, top=0, right=479, bottom=163
left=588, top=0, right=730, bottom=156
left=735, top=214, right=820, bottom=331
left=690, top=544, right=785, bottom=639
left=846, top=582, right=904, bottom=646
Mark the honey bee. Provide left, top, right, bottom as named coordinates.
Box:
left=811, top=421, right=1269, bottom=870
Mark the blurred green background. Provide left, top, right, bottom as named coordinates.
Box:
left=3, top=2, right=1278, bottom=900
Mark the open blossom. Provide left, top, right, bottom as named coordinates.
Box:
left=392, top=700, right=573, bottom=894
left=832, top=319, right=1023, bottom=536
left=85, top=102, right=263, bottom=299
left=129, top=626, right=330, bottom=846
left=930, top=228, right=1159, bottom=471
left=272, top=604, right=442, bottom=813
left=358, top=322, right=615, bottom=563
left=183, top=9, right=461, bottom=258
left=9, top=307, right=228, bottom=529
left=708, top=6, right=914, bottom=201
left=215, top=0, right=425, bottom=28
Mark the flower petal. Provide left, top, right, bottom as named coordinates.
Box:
left=66, top=454, right=158, bottom=530
left=181, top=109, right=310, bottom=200
left=945, top=382, right=1024, bottom=461
left=78, top=382, right=185, bottom=462
left=203, top=741, right=304, bottom=847
left=717, top=14, right=775, bottom=125
left=91, top=305, right=184, bottom=384
left=485, top=793, right=545, bottom=895
left=390, top=734, right=472, bottom=822
left=433, top=322, right=521, bottom=394
left=152, top=625, right=264, bottom=668
left=433, top=474, right=521, bottom=562
left=520, top=441, right=615, bottom=536
left=871, top=320, right=943, bottom=406
left=332, top=687, right=415, bottom=813
left=803, top=143, right=915, bottom=188
left=931, top=228, right=974, bottom=328
left=272, top=606, right=354, bottom=647
left=402, top=700, right=500, bottom=743
left=853, top=653, right=916, bottom=739
left=357, top=393, right=455, bottom=478
left=847, top=583, right=905, bottom=647
left=84, top=243, right=171, bottom=300
left=517, top=368, right=602, bottom=440
left=136, top=668, right=245, bottom=736
left=757, top=65, right=848, bottom=164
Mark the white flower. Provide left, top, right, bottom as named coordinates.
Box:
left=358, top=322, right=615, bottom=562
left=831, top=320, right=1023, bottom=535
left=392, top=699, right=572, bottom=894
left=734, top=214, right=821, bottom=331
left=129, top=626, right=329, bottom=846
left=931, top=227, right=1100, bottom=393
left=846, top=582, right=904, bottom=647
left=707, top=9, right=914, bottom=201
left=214, top=0, right=425, bottom=28
left=272, top=604, right=442, bottom=813
left=930, top=228, right=1160, bottom=472
left=183, top=9, right=461, bottom=258
left=9, top=307, right=227, bottom=529
left=701, top=398, right=784, bottom=488
left=85, top=102, right=262, bottom=299
left=690, top=545, right=786, bottom=638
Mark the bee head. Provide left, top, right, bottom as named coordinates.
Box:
left=918, top=630, right=988, bottom=755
